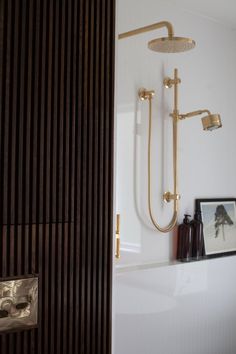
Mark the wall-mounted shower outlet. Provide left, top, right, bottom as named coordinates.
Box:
left=0, top=276, right=38, bottom=332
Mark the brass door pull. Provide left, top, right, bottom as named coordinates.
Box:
left=115, top=214, right=121, bottom=259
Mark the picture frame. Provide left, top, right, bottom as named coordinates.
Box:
left=195, top=198, right=236, bottom=257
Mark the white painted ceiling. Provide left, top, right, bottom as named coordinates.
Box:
left=170, top=0, right=236, bottom=30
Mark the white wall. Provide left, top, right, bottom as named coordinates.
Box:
left=115, top=0, right=236, bottom=266
left=114, top=1, right=236, bottom=353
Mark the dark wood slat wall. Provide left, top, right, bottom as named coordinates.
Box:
left=0, top=0, right=115, bottom=353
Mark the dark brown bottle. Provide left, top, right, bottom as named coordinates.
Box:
left=177, top=214, right=193, bottom=262
left=191, top=210, right=204, bottom=260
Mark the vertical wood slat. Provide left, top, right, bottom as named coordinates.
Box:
left=0, top=0, right=115, bottom=354
left=2, top=0, right=11, bottom=225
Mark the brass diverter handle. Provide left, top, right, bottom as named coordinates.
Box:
left=115, top=214, right=121, bottom=259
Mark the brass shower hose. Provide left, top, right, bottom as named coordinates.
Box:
left=147, top=97, right=178, bottom=233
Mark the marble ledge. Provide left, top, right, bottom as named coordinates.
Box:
left=115, top=253, right=236, bottom=273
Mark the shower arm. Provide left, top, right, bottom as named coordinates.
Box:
left=118, top=21, right=174, bottom=40
left=178, top=109, right=211, bottom=120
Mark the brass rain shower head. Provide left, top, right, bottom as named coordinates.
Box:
left=148, top=37, right=195, bottom=53
left=118, top=21, right=196, bottom=53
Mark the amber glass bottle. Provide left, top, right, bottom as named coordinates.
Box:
left=177, top=214, right=193, bottom=262
left=191, top=210, right=204, bottom=260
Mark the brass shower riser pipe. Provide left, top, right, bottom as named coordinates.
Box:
left=174, top=68, right=179, bottom=114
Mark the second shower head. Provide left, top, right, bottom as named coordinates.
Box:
left=179, top=110, right=222, bottom=131
left=201, top=114, right=222, bottom=131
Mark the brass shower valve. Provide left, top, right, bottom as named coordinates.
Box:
left=163, top=77, right=181, bottom=88
left=138, top=88, right=155, bottom=101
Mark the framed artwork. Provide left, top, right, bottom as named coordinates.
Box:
left=196, top=198, right=236, bottom=257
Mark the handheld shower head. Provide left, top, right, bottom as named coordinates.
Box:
left=201, top=114, right=222, bottom=131
left=179, top=110, right=222, bottom=131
